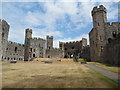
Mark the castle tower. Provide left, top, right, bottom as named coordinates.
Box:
left=59, top=42, right=64, bottom=50
left=0, top=19, right=2, bottom=60
left=59, top=42, right=65, bottom=57
left=89, top=5, right=108, bottom=61
left=46, top=35, right=53, bottom=49
left=24, top=28, right=32, bottom=60
left=25, top=28, right=32, bottom=39
left=92, top=5, right=107, bottom=29
left=82, top=38, right=87, bottom=49
left=1, top=20, right=10, bottom=60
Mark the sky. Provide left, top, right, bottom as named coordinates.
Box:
left=1, top=0, right=119, bottom=48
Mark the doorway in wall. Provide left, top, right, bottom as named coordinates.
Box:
left=33, top=54, right=35, bottom=58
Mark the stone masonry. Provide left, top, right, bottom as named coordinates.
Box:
left=59, top=38, right=88, bottom=58
left=0, top=21, right=88, bottom=61
left=89, top=5, right=120, bottom=64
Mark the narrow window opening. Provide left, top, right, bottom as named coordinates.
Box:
left=112, top=31, right=116, bottom=38
left=34, top=49, right=35, bottom=52
left=101, top=46, right=103, bottom=52
left=15, top=47, right=17, bottom=53
left=2, top=33, right=4, bottom=37
left=108, top=38, right=111, bottom=43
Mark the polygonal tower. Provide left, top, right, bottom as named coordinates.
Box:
left=59, top=41, right=65, bottom=57
left=0, top=19, right=2, bottom=60
left=1, top=20, right=10, bottom=60
left=46, top=35, right=53, bottom=49
left=89, top=5, right=107, bottom=61
left=24, top=28, right=32, bottom=60
left=92, top=5, right=107, bottom=29
left=82, top=38, right=87, bottom=49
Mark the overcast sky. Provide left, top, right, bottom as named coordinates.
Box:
left=1, top=0, right=119, bottom=47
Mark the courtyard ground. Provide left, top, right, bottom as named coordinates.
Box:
left=2, top=58, right=119, bottom=88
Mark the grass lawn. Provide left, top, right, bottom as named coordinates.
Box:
left=87, top=62, right=120, bottom=74
left=2, top=59, right=118, bottom=88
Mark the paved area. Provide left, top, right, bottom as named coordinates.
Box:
left=84, top=64, right=120, bottom=83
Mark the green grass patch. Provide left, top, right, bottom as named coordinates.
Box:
left=90, top=71, right=118, bottom=88
left=10, top=69, right=17, bottom=70
left=53, top=76, right=66, bottom=79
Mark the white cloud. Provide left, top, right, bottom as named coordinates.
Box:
left=2, top=1, right=118, bottom=46
left=2, top=0, right=120, bottom=2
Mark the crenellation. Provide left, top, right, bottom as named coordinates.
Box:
left=32, top=37, right=45, bottom=41
left=8, top=41, right=24, bottom=46
left=92, top=5, right=106, bottom=16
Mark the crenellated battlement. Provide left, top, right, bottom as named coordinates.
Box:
left=105, top=22, right=120, bottom=26
left=46, top=35, right=53, bottom=39
left=32, top=37, right=46, bottom=41
left=92, top=5, right=106, bottom=16
left=50, top=48, right=63, bottom=51
left=8, top=41, right=24, bottom=47
left=26, top=28, right=32, bottom=33
left=63, top=40, right=81, bottom=44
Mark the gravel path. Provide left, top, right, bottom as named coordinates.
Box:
left=84, top=64, right=120, bottom=83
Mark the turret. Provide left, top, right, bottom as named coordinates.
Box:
left=2, top=20, right=10, bottom=42
left=82, top=38, right=87, bottom=49
left=25, top=28, right=32, bottom=39
left=59, top=41, right=64, bottom=50
left=24, top=28, right=32, bottom=60
left=92, top=5, right=107, bottom=29
left=46, top=35, right=53, bottom=49
left=0, top=19, right=2, bottom=60
left=1, top=20, right=10, bottom=60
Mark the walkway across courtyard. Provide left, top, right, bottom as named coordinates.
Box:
left=84, top=64, right=120, bottom=83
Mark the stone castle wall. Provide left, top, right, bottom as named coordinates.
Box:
left=3, top=41, right=24, bottom=61
left=101, top=33, right=120, bottom=65
left=28, top=38, right=46, bottom=59
left=89, top=5, right=120, bottom=65
left=46, top=48, right=63, bottom=58
left=59, top=38, right=88, bottom=58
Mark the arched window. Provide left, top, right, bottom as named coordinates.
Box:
left=48, top=56, right=50, bottom=58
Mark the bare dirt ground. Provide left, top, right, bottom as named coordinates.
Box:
left=2, top=59, right=118, bottom=88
